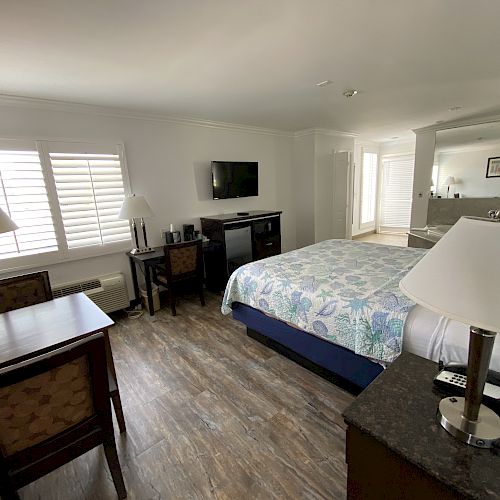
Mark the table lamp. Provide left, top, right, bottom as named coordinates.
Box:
left=118, top=195, right=154, bottom=255
left=400, top=215, right=500, bottom=448
left=0, top=208, right=18, bottom=234
left=444, top=176, right=456, bottom=198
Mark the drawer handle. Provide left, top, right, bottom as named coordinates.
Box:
left=265, top=242, right=273, bottom=246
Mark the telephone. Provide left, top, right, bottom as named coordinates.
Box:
left=434, top=362, right=500, bottom=414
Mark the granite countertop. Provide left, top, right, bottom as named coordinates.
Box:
left=343, top=352, right=500, bottom=499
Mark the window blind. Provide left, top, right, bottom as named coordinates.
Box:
left=361, top=152, right=378, bottom=225
left=380, top=154, right=415, bottom=230
left=0, top=150, right=58, bottom=259
left=49, top=152, right=130, bottom=249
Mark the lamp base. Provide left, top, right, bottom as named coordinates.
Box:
left=130, top=247, right=155, bottom=255
left=437, top=396, right=500, bottom=448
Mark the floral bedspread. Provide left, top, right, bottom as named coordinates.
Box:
left=221, top=239, right=427, bottom=364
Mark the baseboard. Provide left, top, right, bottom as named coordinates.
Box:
left=352, top=230, right=376, bottom=239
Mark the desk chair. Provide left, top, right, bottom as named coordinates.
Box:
left=153, top=240, right=205, bottom=316
left=0, top=271, right=127, bottom=435
left=0, top=333, right=126, bottom=500
left=0, top=271, right=53, bottom=314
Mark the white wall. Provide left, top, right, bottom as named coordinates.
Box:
left=411, top=130, right=435, bottom=228
left=379, top=138, right=415, bottom=157
left=292, top=131, right=355, bottom=247
left=0, top=103, right=295, bottom=296
left=314, top=132, right=354, bottom=242
left=292, top=133, right=315, bottom=248
left=436, top=146, right=500, bottom=198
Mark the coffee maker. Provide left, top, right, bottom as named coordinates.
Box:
left=183, top=224, right=195, bottom=241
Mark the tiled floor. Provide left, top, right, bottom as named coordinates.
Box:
left=19, top=293, right=353, bottom=500
left=355, top=232, right=408, bottom=247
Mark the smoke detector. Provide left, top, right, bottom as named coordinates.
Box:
left=343, top=89, right=358, bottom=98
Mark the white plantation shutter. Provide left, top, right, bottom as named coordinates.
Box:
left=0, top=150, right=58, bottom=259
left=380, top=154, right=415, bottom=231
left=49, top=151, right=131, bottom=249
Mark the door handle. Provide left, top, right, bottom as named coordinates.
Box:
left=265, top=242, right=273, bottom=246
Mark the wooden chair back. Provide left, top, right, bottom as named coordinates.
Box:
left=0, top=271, right=53, bottom=314
left=162, top=240, right=203, bottom=284
left=0, top=333, right=126, bottom=498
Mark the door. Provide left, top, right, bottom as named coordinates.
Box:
left=332, top=151, right=353, bottom=239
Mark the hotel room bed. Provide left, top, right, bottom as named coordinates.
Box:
left=222, top=239, right=500, bottom=391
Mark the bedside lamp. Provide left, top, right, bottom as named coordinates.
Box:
left=0, top=208, right=18, bottom=234
left=400, top=216, right=500, bottom=448
left=444, top=176, right=456, bottom=198
left=118, top=195, right=154, bottom=255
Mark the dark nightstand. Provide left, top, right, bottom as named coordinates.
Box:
left=343, top=352, right=500, bottom=499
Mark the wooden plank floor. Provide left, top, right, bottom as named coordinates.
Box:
left=19, top=292, right=354, bottom=500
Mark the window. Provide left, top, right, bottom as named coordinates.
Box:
left=360, top=151, right=378, bottom=226
left=432, top=164, right=439, bottom=191
left=0, top=140, right=131, bottom=269
left=0, top=149, right=58, bottom=259
left=379, top=154, right=415, bottom=231
left=49, top=152, right=130, bottom=249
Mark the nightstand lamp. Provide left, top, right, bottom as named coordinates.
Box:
left=118, top=195, right=154, bottom=255
left=400, top=216, right=500, bottom=448
left=0, top=208, right=18, bottom=234
left=444, top=176, right=456, bottom=198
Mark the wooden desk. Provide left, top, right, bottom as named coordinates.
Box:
left=127, top=242, right=207, bottom=316
left=127, top=247, right=165, bottom=316
left=0, top=293, right=126, bottom=433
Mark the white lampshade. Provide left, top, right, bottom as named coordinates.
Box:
left=444, top=176, right=456, bottom=186
left=400, top=217, right=500, bottom=333
left=0, top=208, right=18, bottom=234
left=118, top=195, right=153, bottom=220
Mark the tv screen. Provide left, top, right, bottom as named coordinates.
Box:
left=212, top=161, right=258, bottom=199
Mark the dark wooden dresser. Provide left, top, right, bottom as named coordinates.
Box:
left=200, top=210, right=281, bottom=291
left=343, top=352, right=500, bottom=499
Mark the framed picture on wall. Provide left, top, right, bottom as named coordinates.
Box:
left=486, top=157, right=500, bottom=178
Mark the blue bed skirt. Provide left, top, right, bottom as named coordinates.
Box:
left=232, top=302, right=384, bottom=391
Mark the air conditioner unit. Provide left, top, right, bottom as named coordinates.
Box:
left=52, top=273, right=129, bottom=313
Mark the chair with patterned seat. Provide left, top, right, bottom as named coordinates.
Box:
left=0, top=271, right=53, bottom=314
left=152, top=239, right=205, bottom=316
left=0, top=333, right=126, bottom=499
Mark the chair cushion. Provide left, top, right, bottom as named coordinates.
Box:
left=169, top=246, right=197, bottom=275
left=0, top=280, right=50, bottom=314
left=0, top=356, right=94, bottom=456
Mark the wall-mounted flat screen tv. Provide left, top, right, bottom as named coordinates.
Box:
left=212, top=161, right=258, bottom=199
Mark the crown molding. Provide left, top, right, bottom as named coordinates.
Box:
left=436, top=140, right=500, bottom=155
left=294, top=127, right=358, bottom=138
left=414, top=113, right=500, bottom=134
left=0, top=94, right=295, bottom=138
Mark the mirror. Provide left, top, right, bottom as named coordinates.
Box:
left=433, top=122, right=500, bottom=199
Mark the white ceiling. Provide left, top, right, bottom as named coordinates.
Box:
left=2, top=0, right=500, bottom=141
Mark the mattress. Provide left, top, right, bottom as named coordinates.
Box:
left=222, top=239, right=426, bottom=364
left=403, top=305, right=500, bottom=372
left=223, top=238, right=500, bottom=373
